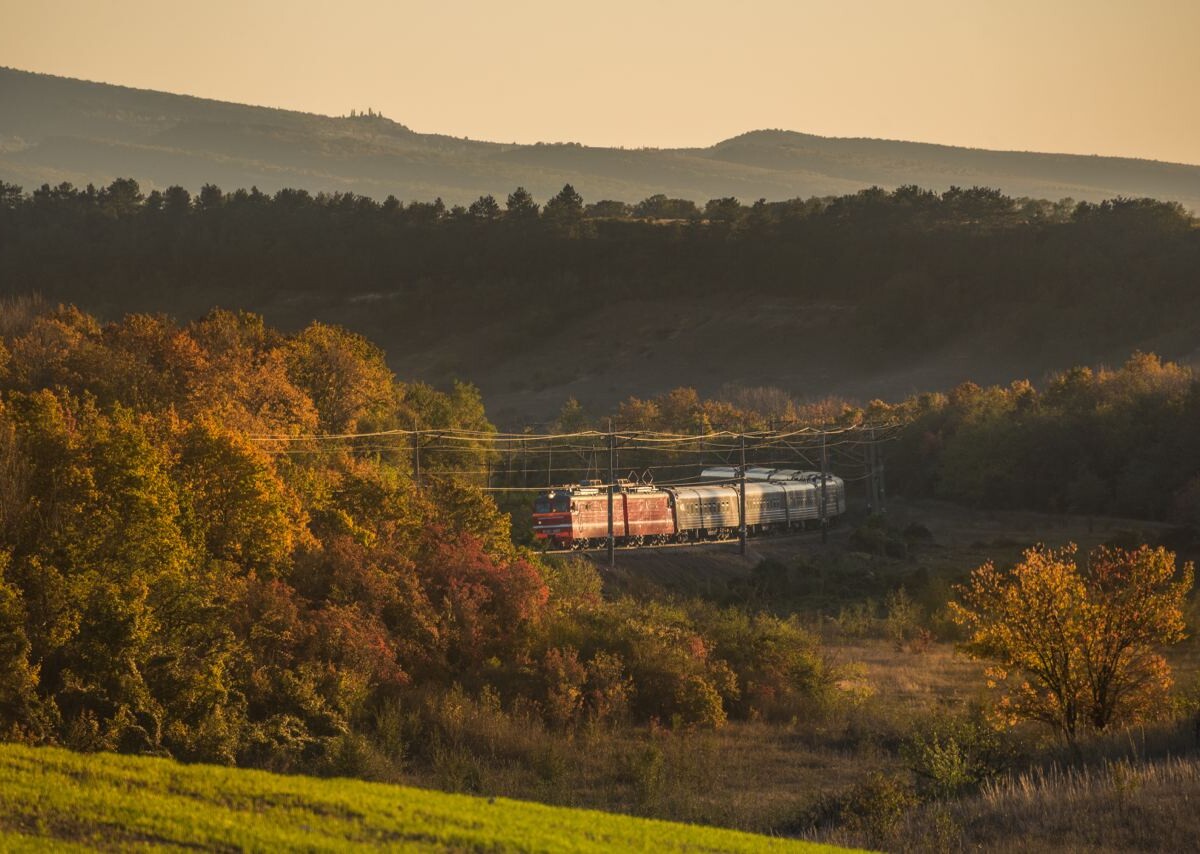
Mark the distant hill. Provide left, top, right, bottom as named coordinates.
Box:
left=3, top=66, right=1200, bottom=209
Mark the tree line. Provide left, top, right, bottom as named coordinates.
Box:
left=2, top=179, right=1197, bottom=383
left=1, top=177, right=1103, bottom=228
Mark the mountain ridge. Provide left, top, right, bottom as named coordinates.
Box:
left=3, top=65, right=1199, bottom=209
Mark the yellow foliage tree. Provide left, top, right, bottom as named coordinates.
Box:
left=950, top=543, right=1192, bottom=742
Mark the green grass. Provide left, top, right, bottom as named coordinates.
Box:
left=0, top=744, right=854, bottom=852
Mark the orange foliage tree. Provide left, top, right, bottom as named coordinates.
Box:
left=950, top=544, right=1193, bottom=742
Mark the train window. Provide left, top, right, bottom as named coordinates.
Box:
left=535, top=495, right=572, bottom=513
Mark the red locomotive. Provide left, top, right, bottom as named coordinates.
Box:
left=532, top=481, right=675, bottom=549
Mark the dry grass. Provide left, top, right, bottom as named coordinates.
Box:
left=388, top=637, right=1002, bottom=837
left=833, top=640, right=986, bottom=711
left=799, top=717, right=1200, bottom=852
left=402, top=717, right=900, bottom=836
left=935, top=754, right=1200, bottom=853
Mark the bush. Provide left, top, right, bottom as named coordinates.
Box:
left=905, top=707, right=1013, bottom=797
left=849, top=516, right=909, bottom=558
left=541, top=647, right=587, bottom=728
left=624, top=742, right=666, bottom=813
left=884, top=587, right=929, bottom=653
left=903, top=522, right=934, bottom=542
left=803, top=771, right=919, bottom=850
left=541, top=557, right=603, bottom=609
left=835, top=600, right=879, bottom=639
left=557, top=599, right=741, bottom=728
left=690, top=605, right=837, bottom=721
left=584, top=651, right=633, bottom=726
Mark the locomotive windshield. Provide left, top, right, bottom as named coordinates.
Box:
left=534, top=493, right=571, bottom=514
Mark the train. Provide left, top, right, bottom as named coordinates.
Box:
left=532, top=467, right=846, bottom=549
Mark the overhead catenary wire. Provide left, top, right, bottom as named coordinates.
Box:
left=247, top=420, right=901, bottom=519
left=246, top=420, right=905, bottom=445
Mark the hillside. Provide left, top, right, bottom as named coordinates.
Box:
left=3, top=66, right=1200, bottom=209
left=0, top=744, right=845, bottom=851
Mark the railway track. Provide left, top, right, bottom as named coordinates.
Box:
left=540, top=525, right=846, bottom=555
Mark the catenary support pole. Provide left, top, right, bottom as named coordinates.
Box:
left=739, top=433, right=747, bottom=556
left=412, top=429, right=421, bottom=488
left=877, top=432, right=887, bottom=515
left=867, top=427, right=877, bottom=514
left=820, top=430, right=828, bottom=544
left=607, top=420, right=616, bottom=568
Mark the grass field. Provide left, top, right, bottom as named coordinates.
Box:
left=0, top=744, right=856, bottom=852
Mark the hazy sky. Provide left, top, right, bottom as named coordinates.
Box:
left=3, top=0, right=1199, bottom=164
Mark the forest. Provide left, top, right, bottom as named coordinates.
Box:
left=2, top=179, right=1193, bottom=327
left=0, top=304, right=833, bottom=768
left=1, top=179, right=1198, bottom=419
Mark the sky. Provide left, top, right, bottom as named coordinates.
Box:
left=2, top=0, right=1199, bottom=164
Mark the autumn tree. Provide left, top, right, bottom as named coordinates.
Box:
left=286, top=322, right=398, bottom=433
left=950, top=543, right=1193, bottom=742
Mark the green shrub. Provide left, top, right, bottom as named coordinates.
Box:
left=541, top=556, right=603, bottom=609
left=905, top=706, right=1013, bottom=797
left=675, top=674, right=728, bottom=729
left=884, top=587, right=929, bottom=653
left=835, top=600, right=879, bottom=639
left=691, top=605, right=836, bottom=721
left=624, top=742, right=666, bottom=813
left=564, top=598, right=741, bottom=728
left=803, top=771, right=918, bottom=850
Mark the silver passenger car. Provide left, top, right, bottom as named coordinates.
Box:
left=671, top=485, right=742, bottom=532
left=673, top=471, right=846, bottom=535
